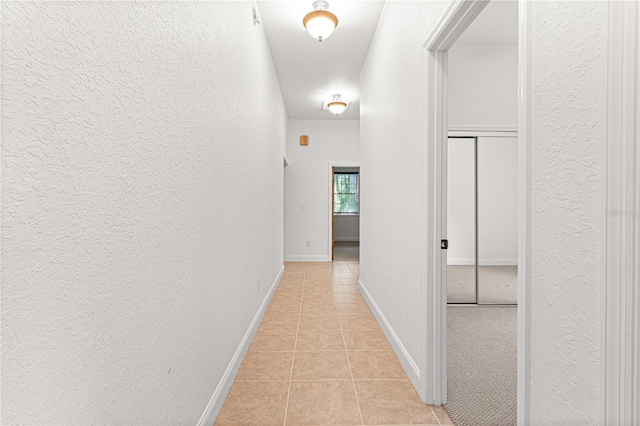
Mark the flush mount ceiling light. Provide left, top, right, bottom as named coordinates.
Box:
left=327, top=94, right=347, bottom=115
left=303, top=1, right=338, bottom=42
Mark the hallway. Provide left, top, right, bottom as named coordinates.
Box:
left=216, top=261, right=452, bottom=425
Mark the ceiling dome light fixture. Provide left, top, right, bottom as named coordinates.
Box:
left=303, top=1, right=338, bottom=42
left=327, top=94, right=347, bottom=115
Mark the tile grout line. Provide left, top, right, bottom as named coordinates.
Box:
left=281, top=267, right=305, bottom=426
left=334, top=261, right=365, bottom=426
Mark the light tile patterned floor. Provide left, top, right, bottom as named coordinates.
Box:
left=215, top=261, right=454, bottom=426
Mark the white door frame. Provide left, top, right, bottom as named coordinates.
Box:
left=421, top=0, right=532, bottom=412
left=603, top=1, right=640, bottom=424
left=420, top=0, right=493, bottom=406
left=327, top=162, right=360, bottom=261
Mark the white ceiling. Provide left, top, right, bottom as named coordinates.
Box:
left=258, top=0, right=516, bottom=121
left=456, top=0, right=518, bottom=45
left=258, top=1, right=384, bottom=120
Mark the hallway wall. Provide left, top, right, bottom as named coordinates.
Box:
left=526, top=2, right=607, bottom=423
left=359, top=1, right=449, bottom=380
left=284, top=119, right=359, bottom=261
left=360, top=0, right=609, bottom=422
left=1, top=2, right=287, bottom=424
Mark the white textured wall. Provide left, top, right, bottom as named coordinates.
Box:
left=359, top=1, right=448, bottom=369
left=528, top=1, right=606, bottom=423
left=1, top=2, right=287, bottom=424
left=334, top=215, right=360, bottom=241
left=284, top=120, right=359, bottom=261
left=448, top=43, right=518, bottom=129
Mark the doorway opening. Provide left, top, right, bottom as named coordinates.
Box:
left=330, top=166, right=360, bottom=262
left=437, top=1, right=519, bottom=425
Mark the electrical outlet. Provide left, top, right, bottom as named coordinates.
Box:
left=306, top=241, right=311, bottom=247
left=256, top=277, right=261, bottom=293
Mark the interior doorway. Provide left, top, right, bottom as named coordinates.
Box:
left=330, top=165, right=360, bottom=261
left=440, top=2, right=519, bottom=425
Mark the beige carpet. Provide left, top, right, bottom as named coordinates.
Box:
left=447, top=266, right=517, bottom=304
left=333, top=241, right=359, bottom=261
left=445, top=306, right=517, bottom=426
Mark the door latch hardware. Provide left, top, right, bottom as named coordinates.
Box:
left=441, top=239, right=448, bottom=249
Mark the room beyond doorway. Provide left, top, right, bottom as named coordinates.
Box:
left=330, top=164, right=360, bottom=261
left=333, top=241, right=359, bottom=261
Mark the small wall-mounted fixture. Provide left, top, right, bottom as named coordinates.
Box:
left=303, top=1, right=338, bottom=42
left=327, top=94, right=347, bottom=115
left=300, top=135, right=309, bottom=146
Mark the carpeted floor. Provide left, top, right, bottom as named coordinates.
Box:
left=445, top=306, right=517, bottom=426
left=447, top=266, right=517, bottom=304
left=333, top=241, right=359, bottom=261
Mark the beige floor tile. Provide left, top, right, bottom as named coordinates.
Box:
left=286, top=381, right=361, bottom=425
left=343, top=328, right=392, bottom=351
left=296, top=328, right=346, bottom=351
left=348, top=351, right=407, bottom=380
left=270, top=293, right=302, bottom=305
left=298, top=313, right=342, bottom=331
left=301, top=301, right=338, bottom=316
left=332, top=286, right=361, bottom=295
left=336, top=300, right=371, bottom=315
left=334, top=293, right=366, bottom=305
left=355, top=380, right=438, bottom=425
left=249, top=329, right=297, bottom=352
left=259, top=311, right=299, bottom=331
left=339, top=313, right=378, bottom=330
left=430, top=405, right=454, bottom=425
left=266, top=303, right=300, bottom=318
left=292, top=351, right=351, bottom=380
left=236, top=351, right=293, bottom=381
left=215, top=381, right=288, bottom=426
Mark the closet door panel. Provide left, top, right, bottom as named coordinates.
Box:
left=447, top=137, right=476, bottom=303
left=477, top=136, right=518, bottom=304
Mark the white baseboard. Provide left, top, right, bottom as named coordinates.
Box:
left=197, top=264, right=284, bottom=426
left=284, top=255, right=330, bottom=262
left=479, top=259, right=518, bottom=266
left=447, top=258, right=475, bottom=265
left=334, top=237, right=360, bottom=242
left=358, top=279, right=421, bottom=391
left=448, top=259, right=518, bottom=266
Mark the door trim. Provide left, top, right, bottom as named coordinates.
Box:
left=421, top=0, right=490, bottom=406
left=603, top=1, right=640, bottom=423
left=327, top=162, right=360, bottom=262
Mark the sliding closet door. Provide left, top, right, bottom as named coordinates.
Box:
left=477, top=136, right=518, bottom=304
left=447, top=137, right=476, bottom=303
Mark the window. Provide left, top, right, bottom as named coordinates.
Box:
left=333, top=173, right=359, bottom=213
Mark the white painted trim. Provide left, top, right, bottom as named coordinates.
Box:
left=449, top=258, right=518, bottom=266
left=604, top=2, right=640, bottom=425
left=421, top=0, right=490, bottom=407
left=423, top=0, right=490, bottom=50
left=334, top=237, right=359, bottom=242
left=359, top=279, right=421, bottom=389
left=517, top=1, right=533, bottom=424
left=284, top=255, right=330, bottom=263
left=327, top=162, right=360, bottom=261
left=449, top=124, right=518, bottom=133
left=447, top=258, right=475, bottom=265
left=422, top=46, right=448, bottom=406
left=198, top=264, right=285, bottom=426
left=448, top=128, right=518, bottom=138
